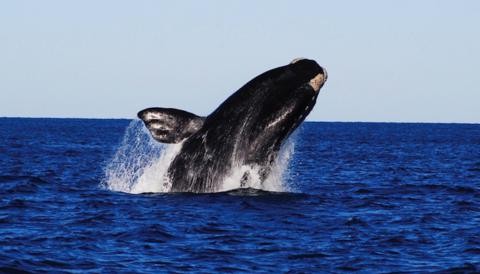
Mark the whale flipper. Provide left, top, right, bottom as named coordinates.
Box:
left=138, top=107, right=204, bottom=143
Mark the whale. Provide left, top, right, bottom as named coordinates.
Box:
left=138, top=58, right=327, bottom=192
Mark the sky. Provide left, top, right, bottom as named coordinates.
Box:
left=1, top=0, right=479, bottom=123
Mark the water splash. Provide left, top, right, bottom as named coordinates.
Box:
left=102, top=120, right=180, bottom=194
left=103, top=120, right=296, bottom=194
left=220, top=139, right=295, bottom=192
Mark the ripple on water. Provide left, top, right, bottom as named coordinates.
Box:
left=1, top=119, right=479, bottom=272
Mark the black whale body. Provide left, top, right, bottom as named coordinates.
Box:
left=138, top=58, right=327, bottom=192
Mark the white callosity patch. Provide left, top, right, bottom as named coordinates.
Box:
left=102, top=120, right=296, bottom=194
left=290, top=57, right=305, bottom=64
left=309, top=73, right=326, bottom=92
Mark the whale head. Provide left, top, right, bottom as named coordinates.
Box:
left=204, top=58, right=327, bottom=166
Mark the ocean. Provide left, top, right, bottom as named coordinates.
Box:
left=0, top=118, right=479, bottom=273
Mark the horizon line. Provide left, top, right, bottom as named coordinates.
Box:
left=1, top=116, right=478, bottom=125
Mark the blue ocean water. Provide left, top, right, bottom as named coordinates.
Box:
left=0, top=118, right=479, bottom=273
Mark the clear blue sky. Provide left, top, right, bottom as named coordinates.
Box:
left=1, top=0, right=479, bottom=123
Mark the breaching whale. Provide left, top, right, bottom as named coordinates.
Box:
left=138, top=58, right=327, bottom=192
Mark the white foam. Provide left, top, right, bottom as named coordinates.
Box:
left=219, top=139, right=295, bottom=192
left=102, top=120, right=296, bottom=194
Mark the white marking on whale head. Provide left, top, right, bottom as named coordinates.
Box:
left=309, top=70, right=327, bottom=92
left=144, top=112, right=162, bottom=120
left=290, top=57, right=306, bottom=64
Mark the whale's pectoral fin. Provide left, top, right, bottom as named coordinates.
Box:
left=137, top=107, right=204, bottom=143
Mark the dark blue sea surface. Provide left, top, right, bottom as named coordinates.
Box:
left=1, top=118, right=479, bottom=273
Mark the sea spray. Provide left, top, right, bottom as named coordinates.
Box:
left=103, top=119, right=296, bottom=193
left=102, top=120, right=181, bottom=193
left=219, top=139, right=295, bottom=192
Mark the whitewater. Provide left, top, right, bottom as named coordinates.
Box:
left=103, top=120, right=295, bottom=194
